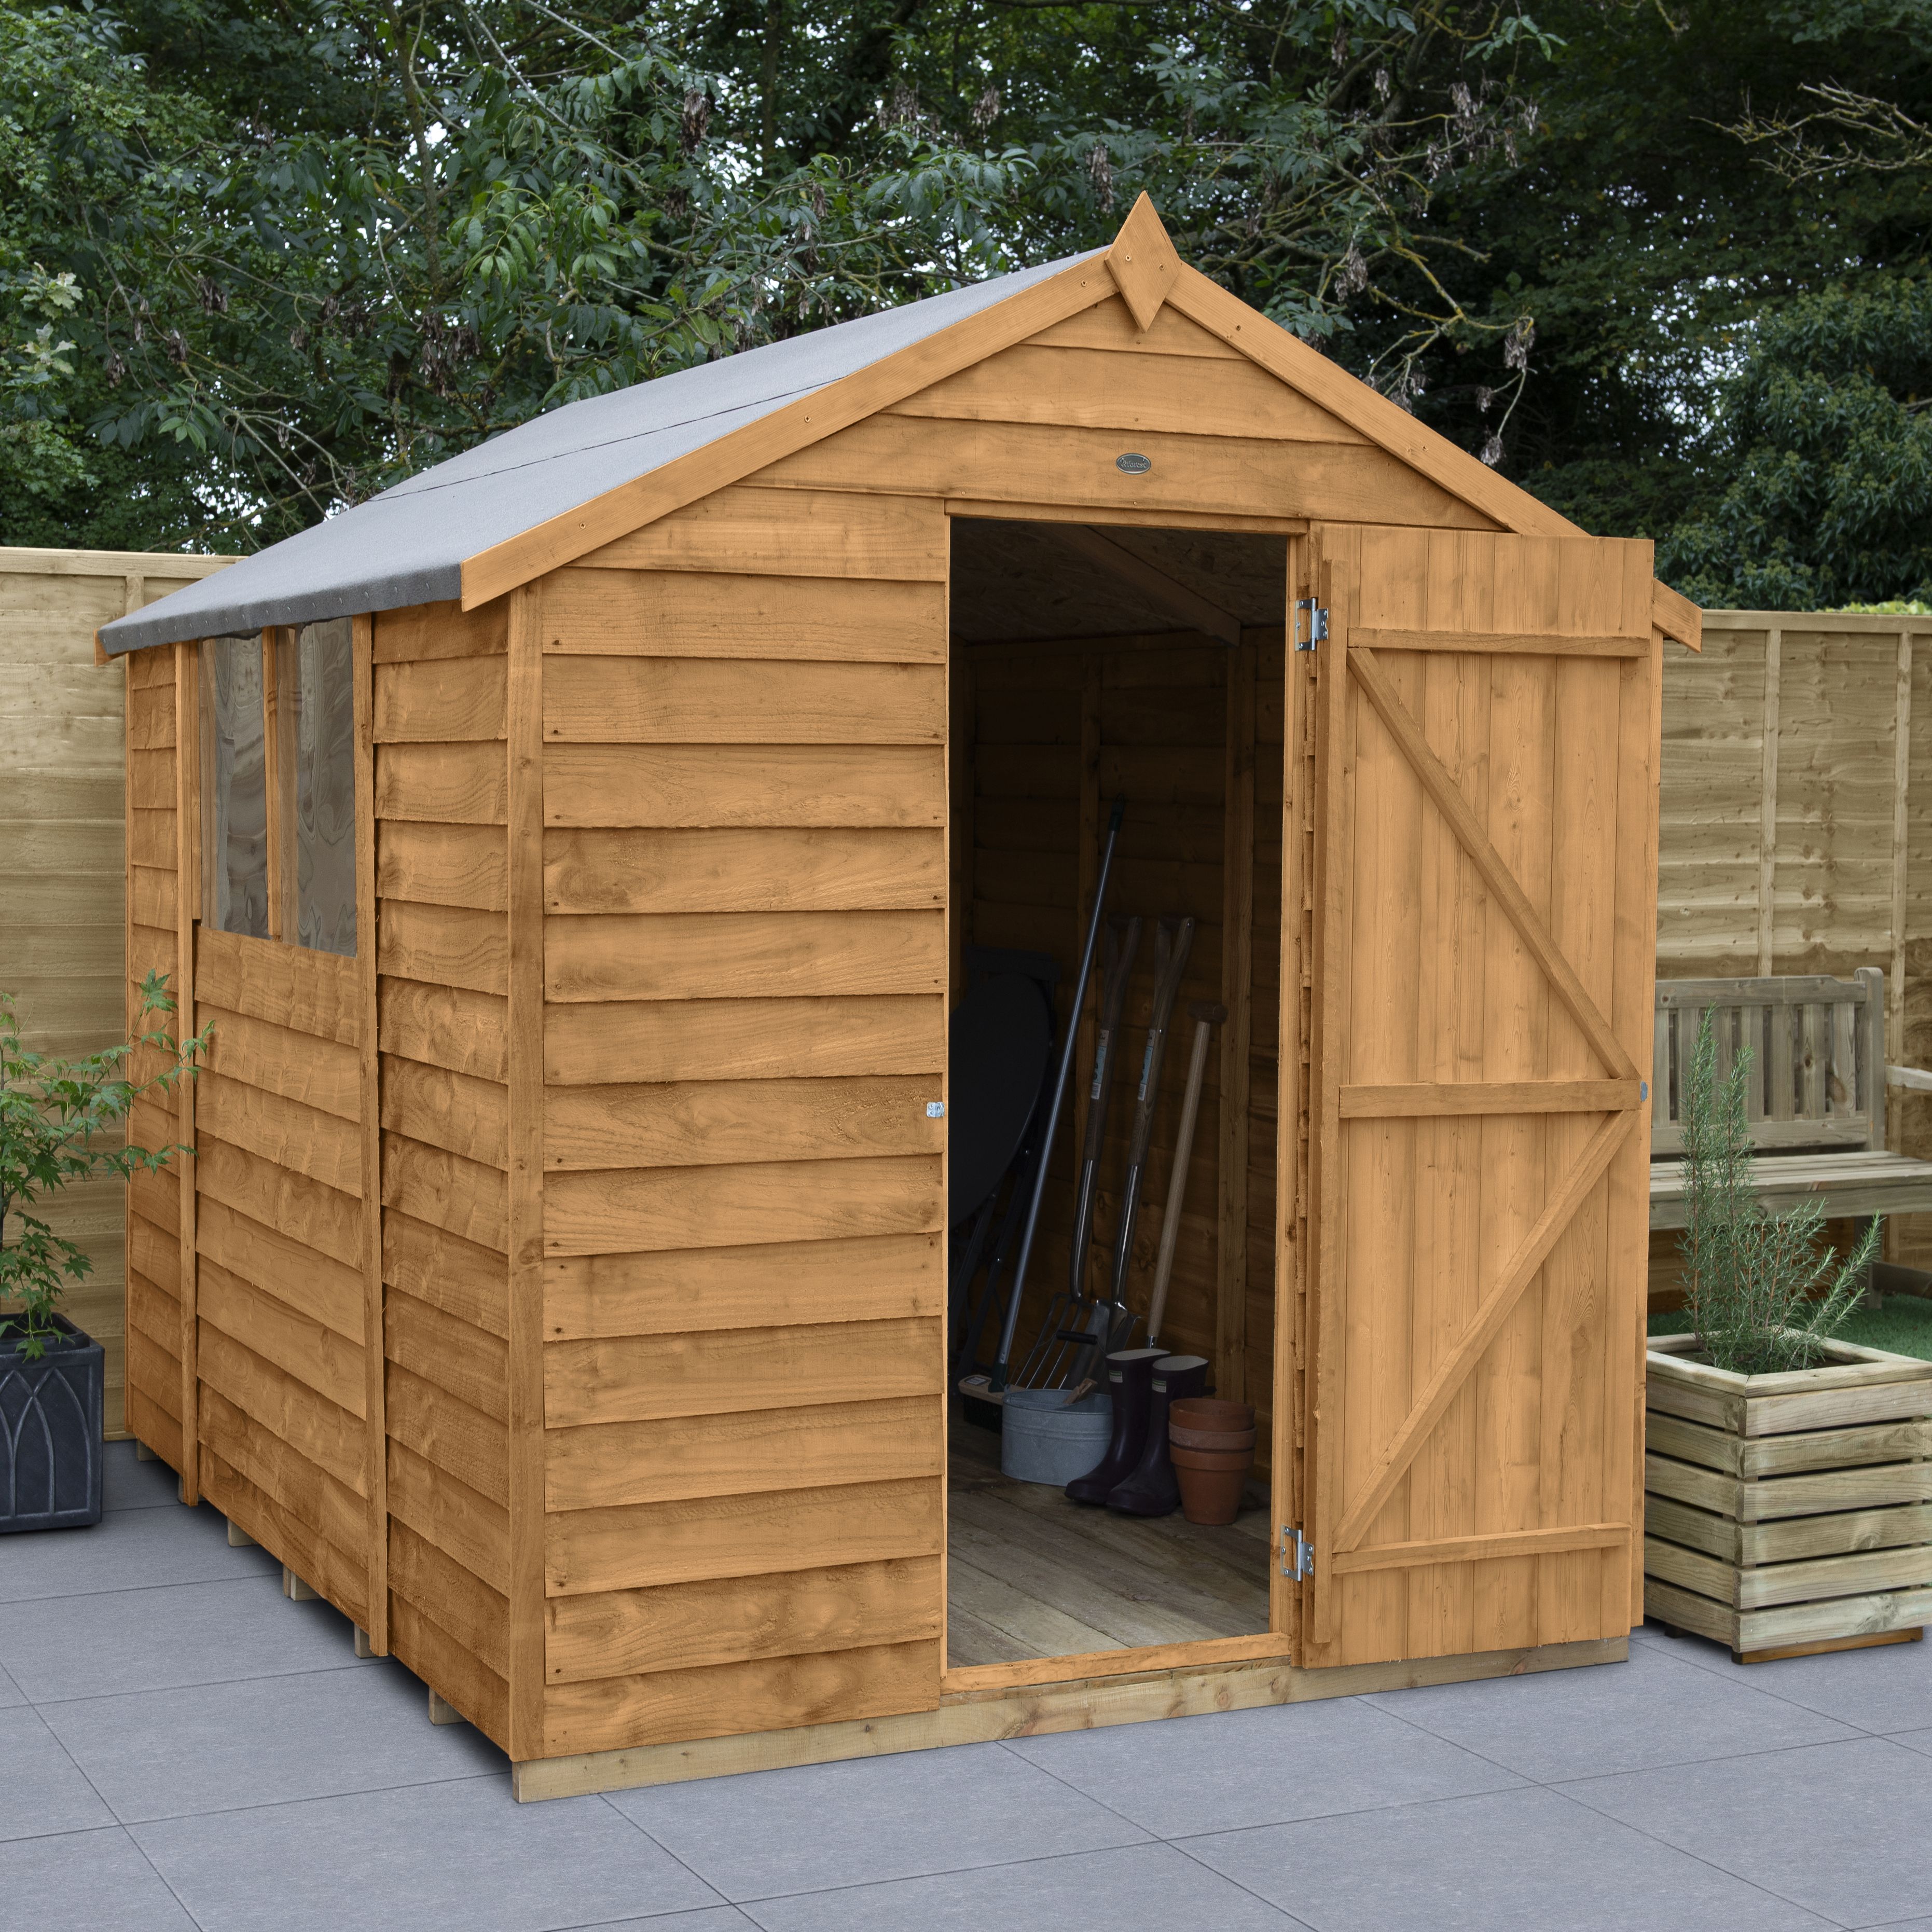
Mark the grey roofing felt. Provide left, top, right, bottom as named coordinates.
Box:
left=100, top=249, right=1102, bottom=654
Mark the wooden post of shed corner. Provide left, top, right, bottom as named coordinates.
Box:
left=505, top=583, right=547, bottom=1762
left=353, top=613, right=389, bottom=1653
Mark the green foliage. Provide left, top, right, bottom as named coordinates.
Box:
left=1658, top=275, right=1932, bottom=609
left=3, top=1, right=1553, bottom=547
left=1677, top=1011, right=1880, bottom=1376
left=0, top=976, right=209, bottom=1362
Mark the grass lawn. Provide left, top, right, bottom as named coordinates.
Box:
left=1648, top=1295, right=1932, bottom=1360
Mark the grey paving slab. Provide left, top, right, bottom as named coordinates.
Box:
left=132, top=1776, right=725, bottom=1932
left=740, top=1840, right=1303, bottom=1932
left=0, top=1705, right=116, bottom=1841
left=1006, top=1694, right=1525, bottom=1837
left=3, top=1823, right=199, bottom=1931
left=4, top=1572, right=373, bottom=1703
left=42, top=1654, right=502, bottom=1821
left=1186, top=1784, right=1834, bottom=1932
left=1704, top=1635, right=1932, bottom=1737
left=1364, top=1637, right=1860, bottom=1781
left=0, top=1654, right=25, bottom=1707
left=1893, top=1724, right=1932, bottom=1758
left=0, top=1497, right=278, bottom=1602
left=609, top=1739, right=1150, bottom=1901
left=103, top=1440, right=187, bottom=1512
left=1563, top=1735, right=1932, bottom=1929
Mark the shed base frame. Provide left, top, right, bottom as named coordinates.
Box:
left=508, top=1634, right=1627, bottom=1802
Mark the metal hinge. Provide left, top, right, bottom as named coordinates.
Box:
left=1281, top=1527, right=1315, bottom=1580
left=1294, top=599, right=1329, bottom=652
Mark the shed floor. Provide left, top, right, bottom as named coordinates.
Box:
left=945, top=1418, right=1272, bottom=1667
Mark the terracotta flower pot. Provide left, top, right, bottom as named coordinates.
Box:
left=1170, top=1441, right=1253, bottom=1525
left=1169, top=1421, right=1257, bottom=1451
left=1171, top=1398, right=1254, bottom=1435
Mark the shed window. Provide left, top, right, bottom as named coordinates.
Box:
left=201, top=622, right=356, bottom=955
left=200, top=634, right=270, bottom=939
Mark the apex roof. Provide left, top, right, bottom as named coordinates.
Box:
left=101, top=197, right=1644, bottom=657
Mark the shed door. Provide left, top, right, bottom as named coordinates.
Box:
left=1297, top=522, right=1658, bottom=1668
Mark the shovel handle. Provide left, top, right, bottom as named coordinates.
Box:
left=1146, top=1007, right=1219, bottom=1346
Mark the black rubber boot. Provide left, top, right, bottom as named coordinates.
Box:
left=1065, top=1348, right=1164, bottom=1504
left=1107, top=1354, right=1209, bottom=1517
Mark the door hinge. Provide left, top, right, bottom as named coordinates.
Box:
left=1294, top=599, right=1328, bottom=653
left=1281, top=1527, right=1315, bottom=1580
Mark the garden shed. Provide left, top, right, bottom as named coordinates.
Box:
left=97, top=197, right=1700, bottom=1797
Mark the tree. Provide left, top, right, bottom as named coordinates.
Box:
left=3, top=1, right=1555, bottom=551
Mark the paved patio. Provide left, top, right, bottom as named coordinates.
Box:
left=6, top=1443, right=1932, bottom=1931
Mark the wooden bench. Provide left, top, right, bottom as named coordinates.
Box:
left=1649, top=973, right=1932, bottom=1259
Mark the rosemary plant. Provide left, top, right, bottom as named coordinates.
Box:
left=1678, top=1008, right=1880, bottom=1375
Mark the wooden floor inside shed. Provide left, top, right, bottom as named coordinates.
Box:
left=946, top=1418, right=1273, bottom=1668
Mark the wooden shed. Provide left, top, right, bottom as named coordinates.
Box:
left=98, top=197, right=1700, bottom=1797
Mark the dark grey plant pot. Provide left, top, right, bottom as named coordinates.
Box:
left=1, top=1314, right=104, bottom=1531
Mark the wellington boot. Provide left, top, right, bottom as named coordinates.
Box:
left=1065, top=1349, right=1163, bottom=1505
left=1107, top=1354, right=1209, bottom=1517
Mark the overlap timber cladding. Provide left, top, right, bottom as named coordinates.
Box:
left=190, top=927, right=372, bottom=1626
left=540, top=505, right=951, bottom=1758
left=1308, top=525, right=1657, bottom=1667
left=371, top=598, right=514, bottom=1746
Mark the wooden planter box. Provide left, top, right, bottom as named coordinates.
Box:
left=1645, top=1334, right=1932, bottom=1662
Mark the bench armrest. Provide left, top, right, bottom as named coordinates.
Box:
left=1887, top=1065, right=1932, bottom=1094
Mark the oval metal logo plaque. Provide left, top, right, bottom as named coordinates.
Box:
left=1115, top=452, right=1152, bottom=474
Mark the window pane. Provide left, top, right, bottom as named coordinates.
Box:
left=200, top=634, right=269, bottom=937
left=291, top=619, right=357, bottom=956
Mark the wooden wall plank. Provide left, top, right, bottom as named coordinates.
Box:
left=379, top=820, right=507, bottom=911
left=546, top=1480, right=942, bottom=1596
left=386, top=1359, right=510, bottom=1508
left=378, top=977, right=508, bottom=1082
left=201, top=1446, right=368, bottom=1628
left=543, top=1233, right=941, bottom=1340
left=544, top=744, right=945, bottom=830
left=196, top=1002, right=361, bottom=1121
left=196, top=1195, right=362, bottom=1343
left=541, top=1639, right=940, bottom=1757
left=544, top=994, right=944, bottom=1085
left=543, top=1153, right=942, bottom=1255
left=387, top=1434, right=510, bottom=1594
left=198, top=1256, right=366, bottom=1416
left=579, top=486, right=947, bottom=581
left=761, top=420, right=1492, bottom=530
left=544, top=1317, right=942, bottom=1428
left=380, top=1054, right=510, bottom=1170
left=544, top=826, right=945, bottom=915
left=390, top=1514, right=510, bottom=1676
left=198, top=1319, right=366, bottom=1496
left=388, top=1289, right=509, bottom=1423
left=543, top=570, right=946, bottom=661
left=544, top=1556, right=941, bottom=1683
left=194, top=1070, right=362, bottom=1197
left=376, top=742, right=508, bottom=824
left=542, top=1074, right=943, bottom=1171
left=382, top=1133, right=509, bottom=1253
left=195, top=1133, right=362, bottom=1269
left=373, top=597, right=508, bottom=664
left=388, top=1591, right=510, bottom=1748
left=373, top=656, right=507, bottom=742
left=545, top=1395, right=940, bottom=1511
left=200, top=1382, right=367, bottom=1560
left=378, top=900, right=508, bottom=996
left=543, top=910, right=944, bottom=1003
left=544, top=658, right=945, bottom=746
left=196, top=926, right=361, bottom=1045
left=384, top=1209, right=509, bottom=1338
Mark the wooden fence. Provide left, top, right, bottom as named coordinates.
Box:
left=1660, top=608, right=1932, bottom=1269
left=1, top=546, right=233, bottom=1434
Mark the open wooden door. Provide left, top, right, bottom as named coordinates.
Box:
left=1294, top=523, right=1660, bottom=1669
